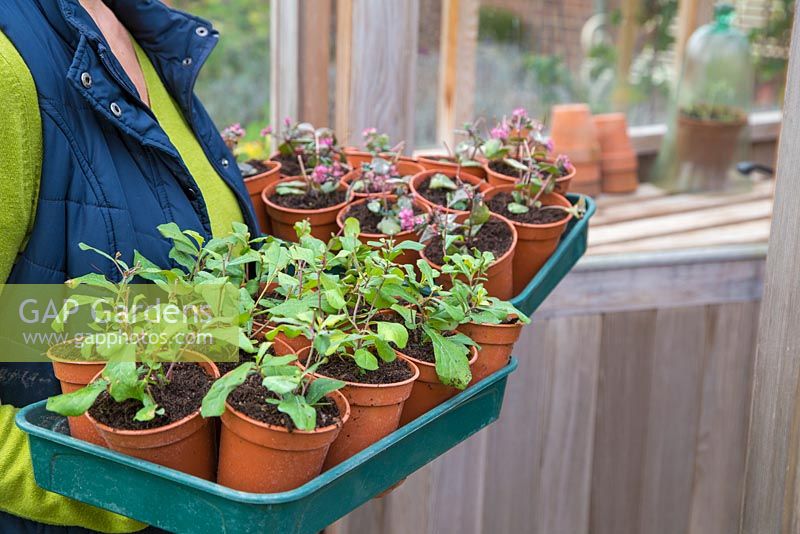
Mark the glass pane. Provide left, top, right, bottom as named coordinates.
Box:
left=416, top=0, right=443, bottom=148
left=170, top=0, right=271, bottom=140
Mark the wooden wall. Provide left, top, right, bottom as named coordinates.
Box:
left=330, top=254, right=762, bottom=534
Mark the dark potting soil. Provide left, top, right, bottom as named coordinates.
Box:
left=88, top=364, right=213, bottom=431
left=488, top=160, right=525, bottom=179
left=401, top=329, right=436, bottom=364
left=316, top=354, right=414, bottom=384
left=271, top=153, right=307, bottom=177
left=268, top=189, right=347, bottom=210
left=423, top=217, right=513, bottom=266
left=487, top=192, right=569, bottom=225
left=245, top=159, right=272, bottom=175
left=343, top=201, right=424, bottom=234
left=216, top=350, right=253, bottom=376
left=228, top=373, right=341, bottom=431
left=417, top=176, right=478, bottom=209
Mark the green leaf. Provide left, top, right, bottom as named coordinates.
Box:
left=424, top=327, right=471, bottom=389
left=377, top=217, right=402, bottom=236
left=344, top=217, right=361, bottom=238
left=306, top=378, right=345, bottom=405
left=429, top=173, right=458, bottom=190
left=503, top=158, right=530, bottom=172
left=134, top=393, right=163, bottom=422
left=367, top=200, right=382, bottom=214
left=201, top=363, right=254, bottom=417
left=354, top=348, right=379, bottom=371
left=507, top=202, right=530, bottom=214
left=262, top=375, right=301, bottom=395
left=373, top=338, right=398, bottom=362
left=278, top=394, right=317, bottom=431
left=103, top=359, right=142, bottom=403
left=46, top=379, right=108, bottom=417
left=376, top=321, right=408, bottom=349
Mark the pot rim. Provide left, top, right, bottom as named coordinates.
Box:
left=335, top=195, right=432, bottom=240
left=677, top=114, right=748, bottom=128
left=46, top=340, right=107, bottom=367
left=298, top=346, right=422, bottom=389
left=243, top=160, right=281, bottom=183
left=483, top=158, right=576, bottom=184
left=484, top=186, right=574, bottom=230
left=418, top=212, right=518, bottom=270
left=85, top=352, right=220, bottom=437
left=467, top=318, right=525, bottom=329
left=410, top=169, right=493, bottom=214
left=261, top=176, right=352, bottom=216
left=396, top=344, right=479, bottom=370
left=223, top=388, right=350, bottom=436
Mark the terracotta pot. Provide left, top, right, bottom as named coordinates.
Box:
left=550, top=104, right=601, bottom=196
left=484, top=186, right=572, bottom=294
left=217, top=389, right=350, bottom=493
left=297, top=347, right=420, bottom=469
left=419, top=213, right=516, bottom=300
left=409, top=170, right=494, bottom=214
left=335, top=196, right=430, bottom=265
left=483, top=159, right=576, bottom=194
left=675, top=115, right=747, bottom=191
left=399, top=345, right=479, bottom=425
left=343, top=161, right=425, bottom=199
left=343, top=148, right=420, bottom=170
left=417, top=154, right=487, bottom=180
left=593, top=113, right=638, bottom=194
left=251, top=320, right=312, bottom=355
left=243, top=160, right=282, bottom=234
left=261, top=177, right=351, bottom=242
left=48, top=344, right=106, bottom=446
left=457, top=320, right=524, bottom=384
left=85, top=358, right=220, bottom=480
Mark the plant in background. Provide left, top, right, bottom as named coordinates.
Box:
left=452, top=120, right=488, bottom=168
left=275, top=129, right=347, bottom=198
left=483, top=107, right=552, bottom=162
left=360, top=128, right=405, bottom=158
left=349, top=156, right=407, bottom=197
left=274, top=119, right=344, bottom=169
left=423, top=173, right=484, bottom=212
left=220, top=123, right=273, bottom=177
left=201, top=342, right=345, bottom=430
left=362, top=194, right=425, bottom=236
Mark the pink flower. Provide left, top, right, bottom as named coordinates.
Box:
left=362, top=127, right=377, bottom=138
left=283, top=117, right=293, bottom=127
left=545, top=138, right=554, bottom=154
left=399, top=207, right=416, bottom=231
left=312, top=165, right=330, bottom=184
left=260, top=125, right=273, bottom=137
left=319, top=136, right=334, bottom=148
left=555, top=154, right=573, bottom=173
left=490, top=125, right=509, bottom=140
left=512, top=107, right=527, bottom=120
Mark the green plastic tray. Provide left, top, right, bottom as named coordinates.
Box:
left=15, top=194, right=593, bottom=533
left=510, top=193, right=595, bottom=316
left=17, top=359, right=516, bottom=534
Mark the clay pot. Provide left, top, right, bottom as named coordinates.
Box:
left=675, top=115, right=747, bottom=191
left=261, top=178, right=351, bottom=242
left=399, top=345, right=479, bottom=425
left=593, top=113, right=638, bottom=194
left=457, top=320, right=524, bottom=384
left=343, top=160, right=425, bottom=199
left=550, top=104, right=601, bottom=196
left=409, top=170, right=494, bottom=214
left=85, top=358, right=220, bottom=480
left=417, top=154, right=487, bottom=180
left=243, top=160, right=282, bottom=234
left=483, top=159, right=576, bottom=194
left=343, top=148, right=420, bottom=170
left=217, top=389, right=350, bottom=493
left=335, top=196, right=431, bottom=265
left=419, top=213, right=517, bottom=300
left=484, top=186, right=572, bottom=294
left=48, top=344, right=106, bottom=446
left=297, top=347, right=420, bottom=469
left=251, top=320, right=312, bottom=355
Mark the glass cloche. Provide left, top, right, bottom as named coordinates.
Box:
left=654, top=3, right=754, bottom=192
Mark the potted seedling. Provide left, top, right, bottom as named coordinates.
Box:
left=264, top=221, right=422, bottom=468
left=484, top=154, right=585, bottom=294
left=201, top=342, right=349, bottom=493
left=482, top=109, right=576, bottom=192
left=269, top=119, right=349, bottom=178
left=222, top=124, right=281, bottom=234
left=338, top=165, right=430, bottom=264
left=443, top=251, right=530, bottom=383
left=418, top=120, right=488, bottom=180
left=418, top=192, right=517, bottom=300
left=44, top=241, right=246, bottom=480
left=344, top=128, right=422, bottom=173
left=675, top=100, right=748, bottom=190
left=261, top=127, right=353, bottom=242
left=410, top=169, right=493, bottom=214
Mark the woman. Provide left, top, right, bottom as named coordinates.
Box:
left=0, top=0, right=258, bottom=530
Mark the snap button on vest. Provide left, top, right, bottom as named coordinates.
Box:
left=221, top=158, right=230, bottom=168
left=81, top=72, right=92, bottom=88
left=110, top=102, right=122, bottom=117
left=195, top=27, right=209, bottom=37
left=182, top=57, right=193, bottom=66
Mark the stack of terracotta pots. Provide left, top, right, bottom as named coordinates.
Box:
left=550, top=104, right=602, bottom=196
left=593, top=113, right=638, bottom=194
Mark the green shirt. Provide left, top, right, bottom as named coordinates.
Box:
left=0, top=33, right=244, bottom=283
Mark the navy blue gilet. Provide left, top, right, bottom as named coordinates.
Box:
left=0, top=0, right=259, bottom=407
